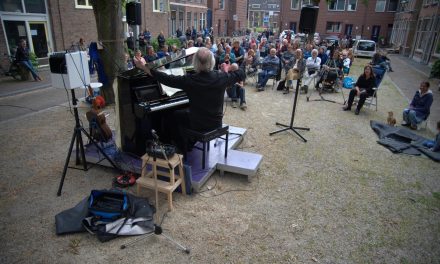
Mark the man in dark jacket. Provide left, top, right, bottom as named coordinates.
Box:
left=134, top=47, right=245, bottom=148
left=157, top=31, right=166, bottom=48
left=402, top=81, right=433, bottom=129
left=15, top=39, right=42, bottom=81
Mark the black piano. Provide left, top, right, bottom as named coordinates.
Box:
left=116, top=49, right=197, bottom=155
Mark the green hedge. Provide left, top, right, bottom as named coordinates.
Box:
left=150, top=38, right=182, bottom=51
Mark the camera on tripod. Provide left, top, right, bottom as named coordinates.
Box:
left=145, top=130, right=176, bottom=159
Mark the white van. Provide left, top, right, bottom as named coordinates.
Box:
left=353, top=40, right=376, bottom=58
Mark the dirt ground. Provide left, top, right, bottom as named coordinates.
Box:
left=0, top=58, right=439, bottom=264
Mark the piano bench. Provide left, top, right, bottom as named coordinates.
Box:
left=182, top=125, right=229, bottom=169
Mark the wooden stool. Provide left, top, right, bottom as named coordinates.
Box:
left=136, top=153, right=186, bottom=211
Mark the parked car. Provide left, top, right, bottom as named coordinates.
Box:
left=353, top=39, right=376, bottom=58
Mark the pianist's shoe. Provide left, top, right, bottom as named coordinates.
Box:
left=231, top=101, right=238, bottom=108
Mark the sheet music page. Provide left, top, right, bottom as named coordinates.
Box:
left=158, top=68, right=185, bottom=96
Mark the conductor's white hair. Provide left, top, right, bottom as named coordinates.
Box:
left=193, top=47, right=215, bottom=73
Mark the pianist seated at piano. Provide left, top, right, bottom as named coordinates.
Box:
left=134, top=47, right=246, bottom=151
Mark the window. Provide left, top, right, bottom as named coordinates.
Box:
left=219, top=0, right=224, bottom=10
left=291, top=0, right=300, bottom=9
left=187, top=12, right=191, bottom=28
left=153, top=0, right=164, bottom=11
left=179, top=11, right=184, bottom=30
left=415, top=18, right=432, bottom=51
left=252, top=4, right=261, bottom=8
left=375, top=0, right=386, bottom=11
left=388, top=0, right=398, bottom=11
left=24, top=0, right=46, bottom=13
left=328, top=0, right=346, bottom=10
left=326, top=22, right=341, bottom=32
left=75, top=0, right=92, bottom=9
left=200, top=12, right=205, bottom=30
left=268, top=4, right=277, bottom=8
left=302, top=0, right=313, bottom=6
left=0, top=0, right=23, bottom=12
left=347, top=0, right=357, bottom=10
left=193, top=12, right=198, bottom=31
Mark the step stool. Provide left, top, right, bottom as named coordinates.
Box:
left=136, top=153, right=186, bottom=211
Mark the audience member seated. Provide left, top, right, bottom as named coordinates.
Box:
left=302, top=49, right=321, bottom=97
left=220, top=45, right=236, bottom=64
left=315, top=50, right=343, bottom=89
left=133, top=49, right=146, bottom=68
left=256, top=48, right=280, bottom=91
left=194, top=37, right=204, bottom=47
left=144, top=46, right=158, bottom=62
left=343, top=65, right=377, bottom=115
left=232, top=40, right=245, bottom=65
left=342, top=52, right=351, bottom=74
left=303, top=44, right=313, bottom=60
left=156, top=45, right=170, bottom=58
left=318, top=46, right=328, bottom=66
left=402, top=81, right=433, bottom=130
left=370, top=52, right=394, bottom=72
left=258, top=38, right=269, bottom=57
left=125, top=53, right=134, bottom=70
left=226, top=80, right=247, bottom=110
left=15, top=39, right=42, bottom=81
left=245, top=49, right=258, bottom=75
left=281, top=44, right=296, bottom=75
left=284, top=49, right=306, bottom=94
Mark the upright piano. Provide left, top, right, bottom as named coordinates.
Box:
left=116, top=48, right=197, bottom=155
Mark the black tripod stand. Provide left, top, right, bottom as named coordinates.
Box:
left=57, top=89, right=119, bottom=196
left=270, top=78, right=310, bottom=142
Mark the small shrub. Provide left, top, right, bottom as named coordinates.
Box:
left=430, top=59, right=440, bottom=79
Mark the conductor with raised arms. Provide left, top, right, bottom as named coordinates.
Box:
left=135, top=47, right=246, bottom=150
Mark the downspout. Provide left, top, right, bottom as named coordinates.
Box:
left=57, top=0, right=65, bottom=49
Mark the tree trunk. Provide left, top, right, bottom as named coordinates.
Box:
left=91, top=0, right=124, bottom=104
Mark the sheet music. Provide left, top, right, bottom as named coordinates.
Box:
left=158, top=68, right=185, bottom=97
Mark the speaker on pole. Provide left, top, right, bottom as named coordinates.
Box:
left=298, top=5, right=319, bottom=34
left=126, top=2, right=141, bottom=25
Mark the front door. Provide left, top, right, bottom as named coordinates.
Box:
left=29, top=22, right=49, bottom=58
left=290, top=22, right=297, bottom=33
left=3, top=20, right=28, bottom=55
left=345, top=24, right=353, bottom=37
left=371, top=25, right=380, bottom=42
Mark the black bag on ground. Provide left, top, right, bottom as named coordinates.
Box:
left=276, top=79, right=286, bottom=90
left=56, top=189, right=155, bottom=242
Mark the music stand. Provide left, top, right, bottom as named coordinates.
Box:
left=270, top=79, right=310, bottom=142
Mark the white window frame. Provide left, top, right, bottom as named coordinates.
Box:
left=268, top=4, right=277, bottom=8
left=302, top=0, right=313, bottom=7
left=328, top=0, right=346, bottom=11
left=75, top=0, right=92, bottom=9
left=291, top=0, right=300, bottom=9
left=375, top=0, right=386, bottom=12
left=252, top=4, right=261, bottom=8
left=347, top=0, right=357, bottom=11
left=326, top=22, right=341, bottom=32
left=153, top=0, right=165, bottom=12
left=219, top=0, right=225, bottom=10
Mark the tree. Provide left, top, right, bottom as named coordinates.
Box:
left=91, top=0, right=125, bottom=104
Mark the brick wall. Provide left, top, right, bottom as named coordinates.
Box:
left=281, top=0, right=395, bottom=41
left=0, top=20, right=9, bottom=71
left=47, top=0, right=98, bottom=51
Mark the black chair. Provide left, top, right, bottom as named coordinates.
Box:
left=182, top=125, right=229, bottom=169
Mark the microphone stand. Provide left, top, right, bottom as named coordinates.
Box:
left=270, top=78, right=310, bottom=142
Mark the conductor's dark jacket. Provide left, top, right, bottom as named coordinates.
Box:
left=152, top=68, right=245, bottom=131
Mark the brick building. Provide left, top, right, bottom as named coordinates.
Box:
left=169, top=0, right=208, bottom=37
left=280, top=0, right=396, bottom=42
left=248, top=0, right=281, bottom=31
left=207, top=0, right=248, bottom=36
left=391, top=0, right=440, bottom=64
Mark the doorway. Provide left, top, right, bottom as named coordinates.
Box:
left=371, top=25, right=380, bottom=42
left=29, top=22, right=49, bottom=58
left=3, top=20, right=27, bottom=54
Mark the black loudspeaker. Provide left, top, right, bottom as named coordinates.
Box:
left=49, top=53, right=67, bottom=74
left=126, top=2, right=141, bottom=25
left=299, top=6, right=319, bottom=34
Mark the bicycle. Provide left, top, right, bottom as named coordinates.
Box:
left=1, top=53, right=20, bottom=80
